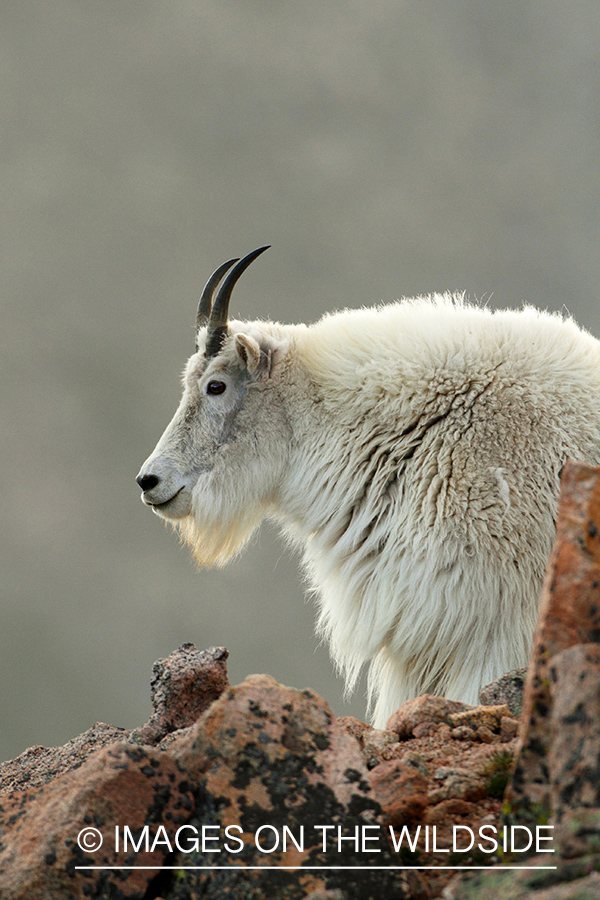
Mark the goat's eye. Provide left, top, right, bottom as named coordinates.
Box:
left=206, top=380, right=227, bottom=396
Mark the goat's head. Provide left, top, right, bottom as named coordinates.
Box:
left=136, top=247, right=293, bottom=566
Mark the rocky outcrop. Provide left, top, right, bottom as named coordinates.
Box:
left=0, top=743, right=195, bottom=900
left=0, top=644, right=229, bottom=796
left=130, top=643, right=229, bottom=746
left=447, top=460, right=600, bottom=899
left=1, top=460, right=600, bottom=899
left=507, top=461, right=600, bottom=825
left=0, top=655, right=518, bottom=900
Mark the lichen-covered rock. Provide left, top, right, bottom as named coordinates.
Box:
left=0, top=742, right=196, bottom=900
left=500, top=716, right=519, bottom=741
left=554, top=807, right=600, bottom=860
left=170, top=674, right=413, bottom=899
left=361, top=730, right=404, bottom=769
left=508, top=461, right=600, bottom=824
left=336, top=716, right=373, bottom=746
left=479, top=668, right=527, bottom=717
left=427, top=767, right=487, bottom=804
left=547, top=643, right=600, bottom=818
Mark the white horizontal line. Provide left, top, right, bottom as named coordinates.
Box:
left=75, top=865, right=558, bottom=871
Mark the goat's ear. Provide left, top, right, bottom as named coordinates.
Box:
left=234, top=333, right=263, bottom=375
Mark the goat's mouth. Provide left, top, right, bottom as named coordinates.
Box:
left=148, top=487, right=183, bottom=508
left=144, top=486, right=190, bottom=519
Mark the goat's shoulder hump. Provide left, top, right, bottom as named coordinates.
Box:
left=297, top=294, right=597, bottom=384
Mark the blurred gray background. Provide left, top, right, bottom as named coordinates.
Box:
left=2, top=1, right=600, bottom=762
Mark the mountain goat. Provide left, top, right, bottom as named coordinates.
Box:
left=137, top=247, right=600, bottom=727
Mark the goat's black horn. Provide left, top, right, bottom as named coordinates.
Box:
left=205, top=245, right=270, bottom=358
left=195, top=257, right=239, bottom=350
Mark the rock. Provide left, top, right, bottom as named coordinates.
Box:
left=547, top=643, right=600, bottom=818
left=304, top=892, right=347, bottom=900
left=424, top=798, right=477, bottom=825
left=479, top=668, right=527, bottom=716
left=338, top=719, right=408, bottom=770
left=508, top=461, right=600, bottom=824
left=369, top=760, right=429, bottom=825
left=0, top=722, right=127, bottom=795
left=427, top=767, right=487, bottom=803
left=474, top=725, right=495, bottom=743
left=500, top=716, right=519, bottom=740
left=386, top=694, right=473, bottom=740
left=450, top=725, right=476, bottom=741
left=169, top=674, right=413, bottom=899
left=447, top=704, right=513, bottom=733
left=397, top=750, right=430, bottom=777
left=130, top=643, right=229, bottom=745
left=413, top=721, right=443, bottom=738
left=0, top=644, right=229, bottom=798
left=387, top=698, right=513, bottom=746
left=0, top=742, right=196, bottom=900
left=362, top=729, right=404, bottom=769
left=336, top=715, right=373, bottom=746
left=441, top=858, right=600, bottom=900
left=554, top=807, right=600, bottom=859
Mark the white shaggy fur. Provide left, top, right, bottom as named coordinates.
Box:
left=138, top=293, right=600, bottom=727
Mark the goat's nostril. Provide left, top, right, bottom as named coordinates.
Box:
left=137, top=473, right=160, bottom=492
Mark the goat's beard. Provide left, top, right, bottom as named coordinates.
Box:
left=174, top=490, right=266, bottom=567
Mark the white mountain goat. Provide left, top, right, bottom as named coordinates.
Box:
left=137, top=247, right=600, bottom=726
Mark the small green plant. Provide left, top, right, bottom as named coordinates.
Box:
left=483, top=750, right=514, bottom=799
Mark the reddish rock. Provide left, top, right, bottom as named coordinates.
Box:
left=397, top=751, right=430, bottom=777
left=423, top=799, right=477, bottom=825
left=362, top=729, right=404, bottom=769
left=370, top=760, right=429, bottom=826
left=450, top=726, right=476, bottom=741
left=508, top=461, right=600, bottom=822
left=336, top=715, right=373, bottom=746
left=547, top=643, right=600, bottom=818
left=500, top=716, right=519, bottom=741
left=386, top=695, right=473, bottom=740
left=0, top=742, right=196, bottom=900
left=0, top=644, right=229, bottom=799
left=131, top=643, right=229, bottom=745
left=303, top=892, right=346, bottom=900
left=170, top=674, right=414, bottom=898
left=0, top=723, right=127, bottom=795
left=554, top=807, right=600, bottom=859
left=413, top=721, right=443, bottom=739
